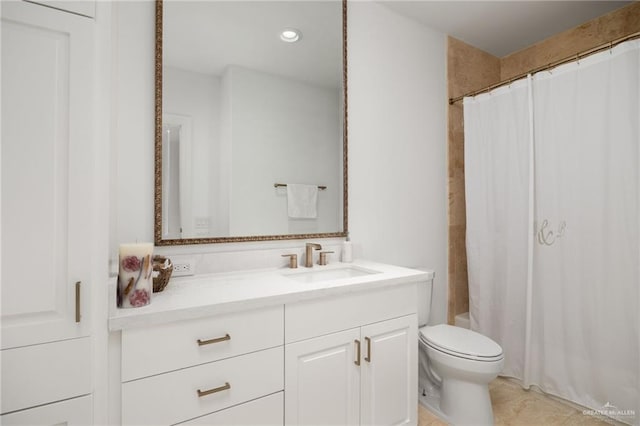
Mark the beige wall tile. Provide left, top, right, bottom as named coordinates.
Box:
left=448, top=176, right=466, bottom=227
left=448, top=37, right=501, bottom=98
left=501, top=3, right=640, bottom=80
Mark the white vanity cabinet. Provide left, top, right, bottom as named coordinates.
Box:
left=1, top=0, right=94, bottom=422
left=120, top=306, right=285, bottom=425
left=110, top=262, right=428, bottom=426
left=284, top=284, right=418, bottom=426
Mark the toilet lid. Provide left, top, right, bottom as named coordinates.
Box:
left=420, top=324, right=503, bottom=360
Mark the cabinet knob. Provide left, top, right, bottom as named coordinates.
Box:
left=354, top=339, right=361, bottom=366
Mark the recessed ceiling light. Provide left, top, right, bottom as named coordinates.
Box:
left=280, top=28, right=301, bottom=43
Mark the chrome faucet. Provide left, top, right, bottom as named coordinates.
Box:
left=305, top=243, right=322, bottom=267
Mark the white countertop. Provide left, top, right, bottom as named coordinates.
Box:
left=109, top=260, right=433, bottom=331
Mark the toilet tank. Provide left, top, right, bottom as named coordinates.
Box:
left=417, top=269, right=434, bottom=327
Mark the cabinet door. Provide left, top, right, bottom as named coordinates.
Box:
left=361, top=315, right=417, bottom=426
left=1, top=394, right=92, bottom=426
left=285, top=328, right=361, bottom=426
left=1, top=0, right=93, bottom=349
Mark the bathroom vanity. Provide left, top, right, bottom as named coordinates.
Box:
left=109, top=261, right=430, bottom=425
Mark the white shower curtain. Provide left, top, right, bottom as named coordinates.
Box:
left=465, top=40, right=640, bottom=424
left=464, top=79, right=532, bottom=381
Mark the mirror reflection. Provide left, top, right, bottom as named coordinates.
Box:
left=157, top=1, right=347, bottom=244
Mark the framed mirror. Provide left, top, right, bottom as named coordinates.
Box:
left=154, top=0, right=348, bottom=245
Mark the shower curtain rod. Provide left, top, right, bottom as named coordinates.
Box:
left=448, top=31, right=640, bottom=105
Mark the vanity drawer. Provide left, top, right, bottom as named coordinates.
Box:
left=1, top=394, right=92, bottom=425
left=177, top=392, right=283, bottom=425
left=1, top=338, right=91, bottom=414
left=285, top=283, right=417, bottom=343
left=121, top=305, right=283, bottom=381
left=122, top=346, right=284, bottom=426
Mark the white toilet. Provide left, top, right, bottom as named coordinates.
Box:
left=418, top=276, right=504, bottom=425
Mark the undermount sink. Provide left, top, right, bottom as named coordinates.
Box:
left=283, top=265, right=380, bottom=283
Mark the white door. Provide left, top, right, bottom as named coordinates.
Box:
left=285, top=328, right=361, bottom=426
left=360, top=315, right=417, bottom=426
left=1, top=1, right=93, bottom=349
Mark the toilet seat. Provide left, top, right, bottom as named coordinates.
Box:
left=420, top=324, right=503, bottom=362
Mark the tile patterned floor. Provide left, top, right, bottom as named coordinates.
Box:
left=419, top=377, right=613, bottom=426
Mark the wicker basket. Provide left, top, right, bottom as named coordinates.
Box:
left=152, top=255, right=173, bottom=293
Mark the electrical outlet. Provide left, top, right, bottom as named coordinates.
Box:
left=172, top=258, right=196, bottom=277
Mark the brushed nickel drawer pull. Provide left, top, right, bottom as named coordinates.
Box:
left=364, top=336, right=371, bottom=363
left=197, top=382, right=231, bottom=397
left=197, top=334, right=231, bottom=346
left=75, top=281, right=81, bottom=323
left=354, top=339, right=361, bottom=366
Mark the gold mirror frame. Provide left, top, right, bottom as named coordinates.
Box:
left=154, top=0, right=348, bottom=245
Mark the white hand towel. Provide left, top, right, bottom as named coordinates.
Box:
left=287, top=184, right=318, bottom=219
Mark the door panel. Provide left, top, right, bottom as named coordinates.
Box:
left=285, top=328, right=361, bottom=426
left=361, top=315, right=417, bottom=426
left=1, top=0, right=93, bottom=349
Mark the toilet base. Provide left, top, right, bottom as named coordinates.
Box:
left=440, top=378, right=494, bottom=425
left=418, top=385, right=453, bottom=424
left=418, top=378, right=495, bottom=426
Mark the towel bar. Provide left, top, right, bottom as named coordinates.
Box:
left=274, top=183, right=327, bottom=190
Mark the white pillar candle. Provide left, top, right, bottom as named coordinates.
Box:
left=118, top=243, right=154, bottom=308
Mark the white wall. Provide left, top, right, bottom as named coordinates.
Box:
left=114, top=1, right=155, bottom=252
left=347, top=2, right=448, bottom=324
left=113, top=1, right=448, bottom=324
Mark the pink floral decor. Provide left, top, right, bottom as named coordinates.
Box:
left=129, top=289, right=150, bottom=307
left=118, top=243, right=154, bottom=308
left=121, top=255, right=142, bottom=272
